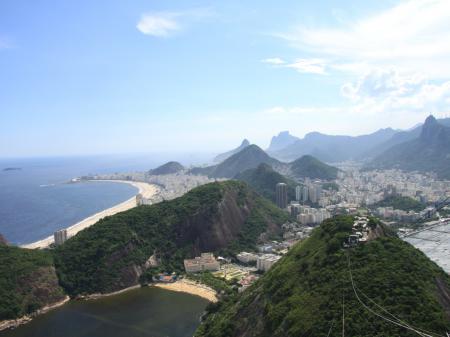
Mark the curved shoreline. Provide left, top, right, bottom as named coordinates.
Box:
left=0, top=280, right=216, bottom=332
left=21, top=180, right=159, bottom=249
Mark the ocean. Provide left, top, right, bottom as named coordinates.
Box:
left=0, top=153, right=214, bottom=245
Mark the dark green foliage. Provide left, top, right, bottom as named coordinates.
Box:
left=196, top=216, right=450, bottom=337
left=373, top=195, right=426, bottom=212
left=235, top=163, right=298, bottom=203
left=53, top=181, right=289, bottom=297
left=289, top=155, right=339, bottom=180
left=0, top=246, right=65, bottom=320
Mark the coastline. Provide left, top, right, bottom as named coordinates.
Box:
left=81, top=279, right=218, bottom=303
left=21, top=180, right=159, bottom=249
left=0, top=280, right=217, bottom=332
left=0, top=296, right=70, bottom=332
left=153, top=279, right=218, bottom=303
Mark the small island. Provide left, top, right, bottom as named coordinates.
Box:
left=2, top=167, right=21, bottom=172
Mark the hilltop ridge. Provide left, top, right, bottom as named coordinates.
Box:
left=195, top=216, right=450, bottom=337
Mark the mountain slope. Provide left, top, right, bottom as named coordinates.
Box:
left=214, top=139, right=250, bottom=163
left=289, top=155, right=339, bottom=180
left=195, top=216, right=450, bottom=337
left=193, top=145, right=284, bottom=179
left=368, top=116, right=450, bottom=178
left=271, top=128, right=397, bottom=162
left=267, top=131, right=300, bottom=153
left=53, top=181, right=290, bottom=297
left=0, top=246, right=66, bottom=320
left=364, top=117, right=450, bottom=159
left=149, top=161, right=184, bottom=175
left=235, top=164, right=298, bottom=203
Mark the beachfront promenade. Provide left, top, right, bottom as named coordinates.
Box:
left=21, top=181, right=159, bottom=249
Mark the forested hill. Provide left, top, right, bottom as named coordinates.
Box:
left=0, top=245, right=66, bottom=320
left=148, top=161, right=184, bottom=175
left=372, top=195, right=426, bottom=212
left=235, top=163, right=297, bottom=202
left=195, top=216, right=450, bottom=337
left=53, top=181, right=290, bottom=297
left=289, top=155, right=339, bottom=180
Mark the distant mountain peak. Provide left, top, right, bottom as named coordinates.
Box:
left=241, top=139, right=250, bottom=146
left=213, top=139, right=251, bottom=163
left=421, top=114, right=443, bottom=141
left=267, top=130, right=299, bottom=152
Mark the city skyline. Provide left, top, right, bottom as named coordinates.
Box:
left=2, top=0, right=450, bottom=157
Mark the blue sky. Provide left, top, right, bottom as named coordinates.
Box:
left=1, top=0, right=450, bottom=157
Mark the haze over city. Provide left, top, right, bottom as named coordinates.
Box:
left=2, top=0, right=450, bottom=157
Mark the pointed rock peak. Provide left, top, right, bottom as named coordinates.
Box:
left=424, top=114, right=437, bottom=126
left=241, top=139, right=250, bottom=147
left=421, top=114, right=440, bottom=140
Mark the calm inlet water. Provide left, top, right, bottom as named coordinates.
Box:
left=0, top=287, right=208, bottom=337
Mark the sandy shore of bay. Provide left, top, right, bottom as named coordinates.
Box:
left=21, top=180, right=159, bottom=249
left=154, top=279, right=218, bottom=303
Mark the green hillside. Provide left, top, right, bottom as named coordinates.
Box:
left=53, top=181, right=290, bottom=297
left=196, top=216, right=450, bottom=337
left=0, top=245, right=66, bottom=320
left=149, top=161, right=184, bottom=175
left=235, top=163, right=298, bottom=203
left=289, top=155, right=339, bottom=180
left=373, top=195, right=426, bottom=212
left=191, top=145, right=283, bottom=178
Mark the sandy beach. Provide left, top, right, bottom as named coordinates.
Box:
left=21, top=180, right=159, bottom=249
left=154, top=279, right=218, bottom=303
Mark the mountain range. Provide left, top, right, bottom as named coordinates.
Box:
left=263, top=117, right=450, bottom=163
left=268, top=128, right=397, bottom=162
left=191, top=145, right=339, bottom=180
left=368, top=115, right=450, bottom=178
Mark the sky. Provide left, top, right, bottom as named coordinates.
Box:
left=1, top=0, right=450, bottom=157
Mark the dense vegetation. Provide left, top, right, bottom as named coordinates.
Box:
left=289, top=155, right=339, bottom=180
left=235, top=163, right=298, bottom=203
left=53, top=181, right=289, bottom=297
left=0, top=245, right=65, bottom=320
left=196, top=216, right=450, bottom=337
left=373, top=195, right=426, bottom=212
left=148, top=161, right=184, bottom=175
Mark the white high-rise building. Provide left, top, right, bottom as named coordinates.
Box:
left=54, top=229, right=67, bottom=246
left=295, top=185, right=301, bottom=201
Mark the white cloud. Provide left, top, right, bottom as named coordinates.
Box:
left=262, top=57, right=327, bottom=75
left=281, top=0, right=450, bottom=78
left=137, top=13, right=180, bottom=37
left=261, top=57, right=285, bottom=65
left=136, top=8, right=212, bottom=38
left=285, top=58, right=327, bottom=75
left=340, top=68, right=450, bottom=117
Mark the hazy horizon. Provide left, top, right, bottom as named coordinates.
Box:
left=2, top=0, right=450, bottom=157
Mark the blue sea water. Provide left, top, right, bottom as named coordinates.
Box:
left=0, top=153, right=215, bottom=245
left=0, top=157, right=141, bottom=245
